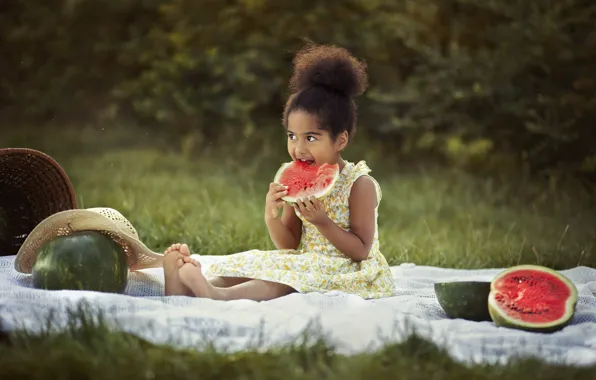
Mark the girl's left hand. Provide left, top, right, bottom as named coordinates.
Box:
left=293, top=196, right=330, bottom=226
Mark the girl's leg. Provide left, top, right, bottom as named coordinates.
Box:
left=178, top=263, right=296, bottom=301
left=209, top=276, right=251, bottom=288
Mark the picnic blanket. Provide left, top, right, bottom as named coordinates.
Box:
left=1, top=253, right=595, bottom=367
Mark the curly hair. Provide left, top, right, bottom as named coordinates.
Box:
left=282, top=43, right=369, bottom=141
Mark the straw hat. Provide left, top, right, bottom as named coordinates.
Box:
left=0, top=148, right=78, bottom=257
left=14, top=207, right=165, bottom=273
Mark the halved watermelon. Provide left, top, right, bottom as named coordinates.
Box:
left=434, top=281, right=492, bottom=322
left=273, top=160, right=340, bottom=203
left=488, top=264, right=578, bottom=333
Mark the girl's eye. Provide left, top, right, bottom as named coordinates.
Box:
left=287, top=134, right=315, bottom=142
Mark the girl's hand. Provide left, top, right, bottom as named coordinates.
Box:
left=265, top=182, right=288, bottom=220
left=293, top=196, right=330, bottom=227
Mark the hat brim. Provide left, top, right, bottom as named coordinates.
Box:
left=14, top=209, right=164, bottom=274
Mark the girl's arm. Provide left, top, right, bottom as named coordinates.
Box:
left=314, top=176, right=377, bottom=262
left=266, top=203, right=302, bottom=250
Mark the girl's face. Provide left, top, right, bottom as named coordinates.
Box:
left=286, top=110, right=348, bottom=167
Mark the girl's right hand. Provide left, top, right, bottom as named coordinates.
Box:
left=265, top=182, right=288, bottom=220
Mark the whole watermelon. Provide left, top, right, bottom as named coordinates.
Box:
left=31, top=230, right=129, bottom=293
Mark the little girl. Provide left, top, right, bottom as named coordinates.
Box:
left=162, top=43, right=396, bottom=301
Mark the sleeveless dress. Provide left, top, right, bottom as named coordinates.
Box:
left=205, top=160, right=396, bottom=299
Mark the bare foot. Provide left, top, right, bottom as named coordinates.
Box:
left=178, top=259, right=220, bottom=299
left=164, top=243, right=189, bottom=263
left=162, top=243, right=192, bottom=296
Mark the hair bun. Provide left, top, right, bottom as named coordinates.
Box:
left=289, top=43, right=368, bottom=97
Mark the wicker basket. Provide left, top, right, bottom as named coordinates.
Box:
left=0, top=148, right=77, bottom=256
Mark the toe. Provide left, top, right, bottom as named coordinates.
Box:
left=180, top=244, right=191, bottom=256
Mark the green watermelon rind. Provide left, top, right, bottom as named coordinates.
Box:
left=487, top=264, right=578, bottom=333
left=273, top=161, right=340, bottom=204
left=434, top=281, right=493, bottom=322
left=31, top=230, right=129, bottom=294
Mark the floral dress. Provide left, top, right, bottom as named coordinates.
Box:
left=205, top=160, right=396, bottom=299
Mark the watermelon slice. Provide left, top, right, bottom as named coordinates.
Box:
left=273, top=160, right=340, bottom=203
left=488, top=264, right=578, bottom=333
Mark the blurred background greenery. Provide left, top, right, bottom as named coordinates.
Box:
left=1, top=0, right=595, bottom=180
left=0, top=0, right=595, bottom=269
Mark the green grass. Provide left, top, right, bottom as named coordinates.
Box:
left=1, top=303, right=595, bottom=380
left=1, top=125, right=595, bottom=378
left=61, top=147, right=595, bottom=270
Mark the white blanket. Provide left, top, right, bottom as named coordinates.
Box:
left=1, top=254, right=595, bottom=367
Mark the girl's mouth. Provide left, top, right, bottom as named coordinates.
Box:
left=297, top=158, right=315, bottom=166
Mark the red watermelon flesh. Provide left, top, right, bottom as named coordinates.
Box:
left=488, top=265, right=578, bottom=332
left=273, top=160, right=340, bottom=203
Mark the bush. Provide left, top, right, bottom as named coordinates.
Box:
left=1, top=0, right=594, bottom=178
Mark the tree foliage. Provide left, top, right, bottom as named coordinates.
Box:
left=1, top=0, right=594, bottom=177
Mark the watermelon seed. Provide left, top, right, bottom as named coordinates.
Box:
left=511, top=275, right=530, bottom=283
